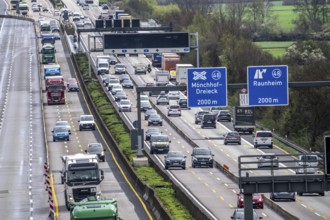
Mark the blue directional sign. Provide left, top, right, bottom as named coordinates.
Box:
left=247, top=65, right=288, bottom=106
left=187, top=67, right=227, bottom=108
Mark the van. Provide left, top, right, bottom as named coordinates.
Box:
left=296, top=154, right=319, bottom=174
left=253, top=131, right=273, bottom=148
left=97, top=59, right=110, bottom=75
left=201, top=114, right=217, bottom=129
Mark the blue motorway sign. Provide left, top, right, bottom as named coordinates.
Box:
left=187, top=67, right=227, bottom=107
left=247, top=65, right=288, bottom=106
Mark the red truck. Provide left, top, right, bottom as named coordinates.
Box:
left=45, top=76, right=65, bottom=105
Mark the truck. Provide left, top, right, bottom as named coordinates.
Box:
left=61, top=154, right=104, bottom=210
left=70, top=196, right=121, bottom=220
left=176, top=64, right=194, bottom=86
left=233, top=107, right=255, bottom=134
left=44, top=64, right=61, bottom=79
left=96, top=57, right=110, bottom=75
left=46, top=76, right=65, bottom=104
left=41, top=43, right=56, bottom=64
left=18, top=3, right=29, bottom=15
left=155, top=70, right=170, bottom=86
left=161, top=53, right=180, bottom=73
left=10, top=0, right=20, bottom=9
left=41, top=34, right=56, bottom=45
left=152, top=53, right=162, bottom=67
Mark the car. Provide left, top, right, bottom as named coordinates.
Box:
left=253, top=130, right=273, bottom=148
left=144, top=109, right=157, bottom=120
left=149, top=134, right=170, bottom=154
left=55, top=121, right=72, bottom=134
left=68, top=83, right=79, bottom=92
left=237, top=193, right=264, bottom=209
left=78, top=115, right=95, bottom=131
left=140, top=95, right=149, bottom=102
left=177, top=98, right=190, bottom=109
left=217, top=110, right=231, bottom=122
left=67, top=78, right=77, bottom=88
left=52, top=126, right=70, bottom=142
left=82, top=4, right=89, bottom=10
left=107, top=79, right=120, bottom=91
left=296, top=154, right=320, bottom=174
left=223, top=131, right=241, bottom=145
left=164, top=151, right=186, bottom=169
left=191, top=147, right=214, bottom=168
left=156, top=94, right=169, bottom=105
left=231, top=208, right=262, bottom=220
left=75, top=20, right=85, bottom=27
left=140, top=101, right=152, bottom=112
left=194, top=111, right=209, bottom=124
left=83, top=18, right=92, bottom=26
left=134, top=63, right=147, bottom=74
left=114, top=64, right=126, bottom=74
left=148, top=114, right=163, bottom=126
left=119, top=74, right=130, bottom=83
left=167, top=91, right=180, bottom=100
left=167, top=104, right=181, bottom=116
left=145, top=128, right=161, bottom=141
left=121, top=79, right=134, bottom=89
left=86, top=143, right=106, bottom=162
left=101, top=4, right=109, bottom=10
left=42, top=6, right=49, bottom=12
left=118, top=99, right=132, bottom=112
left=270, top=192, right=296, bottom=201
left=209, top=106, right=223, bottom=115
left=113, top=91, right=127, bottom=102
left=257, top=153, right=279, bottom=168
left=109, top=56, right=117, bottom=65
left=32, top=5, right=40, bottom=12
left=111, top=84, right=123, bottom=95
left=51, top=29, right=61, bottom=40
left=200, top=113, right=217, bottom=128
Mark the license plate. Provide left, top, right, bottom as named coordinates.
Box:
left=200, top=162, right=206, bottom=164
left=158, top=149, right=163, bottom=151
left=173, top=163, right=179, bottom=165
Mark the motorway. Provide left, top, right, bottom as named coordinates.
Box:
left=0, top=5, right=49, bottom=219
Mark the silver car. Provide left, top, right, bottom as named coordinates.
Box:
left=258, top=153, right=279, bottom=168
left=118, top=99, right=132, bottom=112
left=156, top=94, right=169, bottom=105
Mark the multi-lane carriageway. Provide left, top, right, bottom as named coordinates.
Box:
left=0, top=0, right=329, bottom=219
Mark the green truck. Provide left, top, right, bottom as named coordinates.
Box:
left=41, top=43, right=56, bottom=64
left=70, top=196, right=122, bottom=220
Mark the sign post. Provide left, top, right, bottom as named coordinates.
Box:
left=247, top=65, right=288, bottom=106
left=187, top=67, right=227, bottom=108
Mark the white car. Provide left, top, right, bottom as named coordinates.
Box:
left=78, top=115, right=95, bottom=131
left=167, top=104, right=181, bottom=116
left=111, top=84, right=123, bottom=95
left=253, top=130, right=273, bottom=149
left=55, top=121, right=72, bottom=134
left=167, top=91, right=180, bottom=100
left=84, top=18, right=92, bottom=26
left=118, top=99, right=132, bottom=112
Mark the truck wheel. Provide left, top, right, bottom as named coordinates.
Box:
left=224, top=142, right=227, bottom=145
left=319, top=192, right=325, bottom=196
left=53, top=139, right=56, bottom=142
left=192, top=163, right=195, bottom=168
left=269, top=145, right=273, bottom=149
left=79, top=126, right=82, bottom=131
left=238, top=142, right=241, bottom=145
left=298, top=192, right=303, bottom=196
left=150, top=149, right=154, bottom=154
left=165, top=165, right=168, bottom=169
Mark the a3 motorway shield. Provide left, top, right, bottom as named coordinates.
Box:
left=247, top=65, right=288, bottom=106
left=187, top=67, right=227, bottom=107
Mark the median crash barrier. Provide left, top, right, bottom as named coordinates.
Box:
left=263, top=195, right=299, bottom=220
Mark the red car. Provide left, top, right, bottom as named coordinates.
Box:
left=237, top=193, right=264, bottom=209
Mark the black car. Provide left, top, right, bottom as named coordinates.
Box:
left=164, top=151, right=186, bottom=170
left=144, top=109, right=157, bottom=120
left=217, top=110, right=231, bottom=122
left=145, top=128, right=161, bottom=141
left=177, top=98, right=190, bottom=109
left=191, top=147, right=214, bottom=168
left=121, top=79, right=134, bottom=89
left=86, top=143, right=106, bottom=162
left=194, top=111, right=209, bottom=124
left=148, top=114, right=163, bottom=126
left=113, top=91, right=127, bottom=102
left=270, top=192, right=296, bottom=201
left=201, top=113, right=217, bottom=128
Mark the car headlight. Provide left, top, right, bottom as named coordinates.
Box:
left=193, top=157, right=197, bottom=162
left=101, top=151, right=104, bottom=156
left=165, top=159, right=170, bottom=163
left=68, top=195, right=74, bottom=202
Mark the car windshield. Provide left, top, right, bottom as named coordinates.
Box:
left=123, top=79, right=132, bottom=84
left=151, top=135, right=169, bottom=142
left=220, top=111, right=229, bottom=115
left=141, top=101, right=150, bottom=107
left=116, top=64, right=125, bottom=68
left=109, top=79, right=119, bottom=84
left=150, top=115, right=160, bottom=119
left=116, top=92, right=126, bottom=96
left=170, top=105, right=179, bottom=109
left=195, top=149, right=211, bottom=155
left=120, top=100, right=130, bottom=105
left=81, top=116, right=93, bottom=121
left=300, top=155, right=318, bottom=162
left=227, top=132, right=238, bottom=136
left=54, top=127, right=67, bottom=132
left=257, top=132, right=272, bottom=137
left=262, top=155, right=276, bottom=159
left=147, top=128, right=160, bottom=133
left=99, top=63, right=108, bottom=68
left=56, top=121, right=68, bottom=126
left=158, top=95, right=167, bottom=99
left=167, top=151, right=183, bottom=158
left=89, top=144, right=102, bottom=153
left=146, top=109, right=157, bottom=114
left=198, top=111, right=208, bottom=116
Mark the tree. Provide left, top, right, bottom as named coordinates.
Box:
left=294, top=0, right=329, bottom=32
